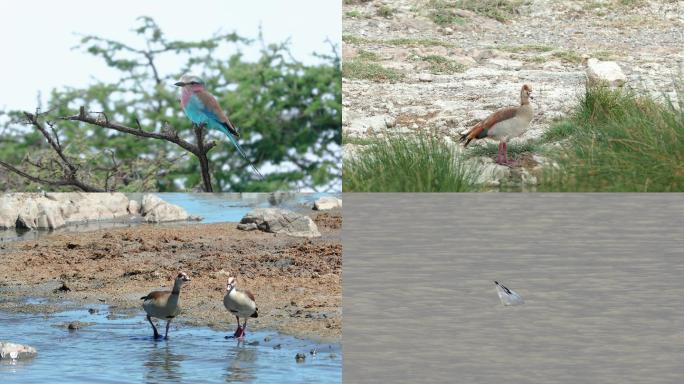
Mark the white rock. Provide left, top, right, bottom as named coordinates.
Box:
left=128, top=199, right=141, bottom=215
left=238, top=208, right=321, bottom=238
left=467, top=157, right=511, bottom=187
left=236, top=222, right=258, bottom=231
left=586, top=58, right=626, bottom=87
left=313, top=197, right=342, bottom=211
left=0, top=341, right=37, bottom=360
left=141, top=194, right=190, bottom=223
left=418, top=73, right=433, bottom=82
left=0, top=193, right=131, bottom=230
left=518, top=168, right=539, bottom=185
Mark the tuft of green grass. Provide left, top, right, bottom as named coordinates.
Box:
left=539, top=84, right=684, bottom=191
left=592, top=50, right=619, bottom=61
left=342, top=35, right=453, bottom=48
left=430, top=0, right=466, bottom=26
left=385, top=38, right=454, bottom=47
left=411, top=54, right=466, bottom=74
left=525, top=56, right=548, bottom=64
left=541, top=121, right=578, bottom=142
left=342, top=60, right=404, bottom=82
left=552, top=50, right=582, bottom=63
left=377, top=5, right=396, bottom=18
left=343, top=134, right=481, bottom=192
left=342, top=134, right=381, bottom=146
left=357, top=49, right=380, bottom=61
left=498, top=44, right=553, bottom=53
left=466, top=141, right=540, bottom=159
left=345, top=10, right=363, bottom=18
left=454, top=0, right=527, bottom=22
left=342, top=35, right=369, bottom=44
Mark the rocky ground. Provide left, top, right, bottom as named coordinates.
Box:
left=0, top=210, right=342, bottom=342
left=343, top=0, right=684, bottom=188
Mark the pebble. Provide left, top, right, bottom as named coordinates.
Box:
left=418, top=74, right=433, bottom=82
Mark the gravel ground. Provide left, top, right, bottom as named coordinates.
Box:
left=343, top=0, right=684, bottom=185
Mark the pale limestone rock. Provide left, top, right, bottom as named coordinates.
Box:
left=313, top=197, right=342, bottom=211
left=141, top=194, right=189, bottom=223
left=238, top=208, right=321, bottom=238
left=128, top=199, right=141, bottom=215
left=0, top=342, right=37, bottom=360
left=586, top=58, right=626, bottom=87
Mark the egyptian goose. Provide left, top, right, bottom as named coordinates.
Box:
left=140, top=272, right=191, bottom=338
left=223, top=276, right=258, bottom=339
left=494, top=281, right=524, bottom=306
left=460, top=85, right=534, bottom=166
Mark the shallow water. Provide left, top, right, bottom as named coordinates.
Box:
left=344, top=194, right=684, bottom=383
left=0, top=305, right=340, bottom=383
left=0, top=192, right=338, bottom=243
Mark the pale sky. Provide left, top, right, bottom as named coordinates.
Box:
left=0, top=0, right=341, bottom=111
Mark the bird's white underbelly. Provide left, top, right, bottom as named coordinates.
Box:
left=224, top=296, right=256, bottom=317
left=144, top=300, right=181, bottom=319
left=488, top=116, right=528, bottom=140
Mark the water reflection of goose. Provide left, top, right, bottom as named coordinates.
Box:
left=143, top=343, right=185, bottom=383
left=224, top=345, right=258, bottom=383
left=494, top=281, right=524, bottom=306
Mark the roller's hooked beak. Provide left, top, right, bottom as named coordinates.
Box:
left=174, top=82, right=185, bottom=87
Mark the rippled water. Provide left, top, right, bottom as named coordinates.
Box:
left=344, top=194, right=684, bottom=383
left=0, top=306, right=340, bottom=383
left=0, top=192, right=338, bottom=243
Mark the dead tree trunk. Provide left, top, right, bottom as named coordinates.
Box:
left=193, top=124, right=213, bottom=192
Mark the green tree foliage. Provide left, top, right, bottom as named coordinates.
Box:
left=0, top=17, right=341, bottom=192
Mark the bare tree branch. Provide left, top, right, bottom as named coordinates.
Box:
left=0, top=159, right=104, bottom=192
left=63, top=106, right=216, bottom=191
left=24, top=112, right=76, bottom=174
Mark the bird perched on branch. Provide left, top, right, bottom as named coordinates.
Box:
left=174, top=74, right=263, bottom=179
left=459, top=84, right=534, bottom=166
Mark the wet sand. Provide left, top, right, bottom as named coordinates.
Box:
left=0, top=211, right=341, bottom=342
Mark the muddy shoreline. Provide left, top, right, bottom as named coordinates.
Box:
left=0, top=211, right=342, bottom=342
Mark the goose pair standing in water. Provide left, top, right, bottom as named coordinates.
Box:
left=141, top=273, right=257, bottom=340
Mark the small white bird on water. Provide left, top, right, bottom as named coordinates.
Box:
left=494, top=281, right=524, bottom=306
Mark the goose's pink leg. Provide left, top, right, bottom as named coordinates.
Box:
left=502, top=142, right=518, bottom=167
left=233, top=316, right=243, bottom=338
left=496, top=142, right=505, bottom=164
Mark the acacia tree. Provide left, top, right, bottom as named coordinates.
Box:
left=0, top=17, right=341, bottom=192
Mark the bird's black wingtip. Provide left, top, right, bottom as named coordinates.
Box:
left=222, top=122, right=240, bottom=138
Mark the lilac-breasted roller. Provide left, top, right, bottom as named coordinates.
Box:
left=174, top=74, right=263, bottom=179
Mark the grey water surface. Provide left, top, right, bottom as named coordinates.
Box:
left=343, top=194, right=684, bottom=384
left=0, top=305, right=340, bottom=383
